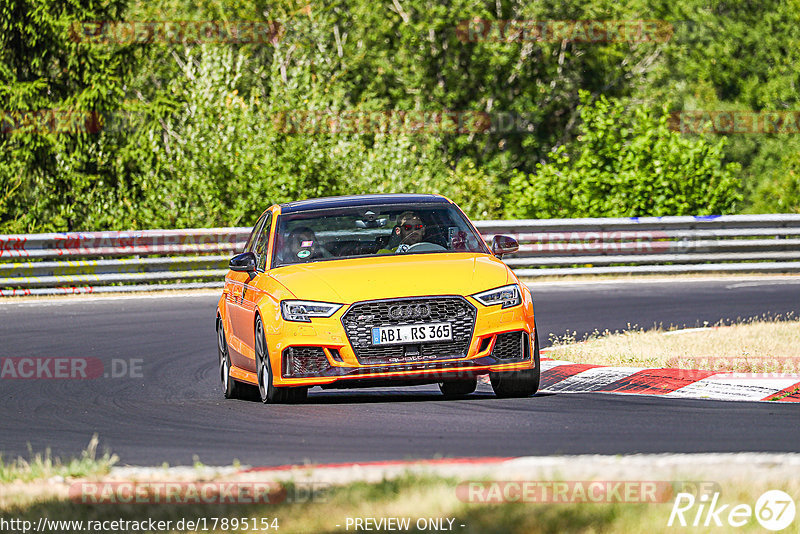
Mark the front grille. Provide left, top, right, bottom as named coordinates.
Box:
left=283, top=346, right=331, bottom=378
left=342, top=296, right=476, bottom=365
left=492, top=331, right=528, bottom=360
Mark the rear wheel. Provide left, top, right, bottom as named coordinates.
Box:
left=255, top=316, right=308, bottom=404
left=438, top=378, right=477, bottom=398
left=218, top=319, right=245, bottom=399
left=490, top=329, right=541, bottom=398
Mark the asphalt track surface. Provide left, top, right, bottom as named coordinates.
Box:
left=1, top=277, right=799, bottom=466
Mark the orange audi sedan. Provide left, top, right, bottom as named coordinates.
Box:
left=216, top=194, right=539, bottom=403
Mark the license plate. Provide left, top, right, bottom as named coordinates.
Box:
left=371, top=323, right=452, bottom=345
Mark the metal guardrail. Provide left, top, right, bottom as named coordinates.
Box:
left=1, top=215, right=799, bottom=296
left=475, top=214, right=800, bottom=277
left=0, top=228, right=247, bottom=296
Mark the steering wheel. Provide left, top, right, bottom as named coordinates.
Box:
left=397, top=242, right=447, bottom=253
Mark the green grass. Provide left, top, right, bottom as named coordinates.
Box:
left=0, top=435, right=117, bottom=483
left=768, top=386, right=800, bottom=401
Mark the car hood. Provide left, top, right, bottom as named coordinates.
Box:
left=268, top=253, right=512, bottom=304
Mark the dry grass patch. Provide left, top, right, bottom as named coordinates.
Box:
left=4, top=448, right=800, bottom=534
left=3, top=472, right=799, bottom=533
left=545, top=315, right=800, bottom=372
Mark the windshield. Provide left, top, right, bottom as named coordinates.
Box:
left=271, top=203, right=488, bottom=268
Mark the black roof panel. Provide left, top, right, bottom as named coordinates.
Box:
left=279, top=194, right=450, bottom=213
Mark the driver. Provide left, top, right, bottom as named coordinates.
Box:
left=379, top=211, right=427, bottom=253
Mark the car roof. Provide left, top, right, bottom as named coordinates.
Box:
left=278, top=194, right=450, bottom=214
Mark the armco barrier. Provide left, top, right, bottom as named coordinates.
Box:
left=0, top=215, right=799, bottom=296
left=475, top=214, right=800, bottom=277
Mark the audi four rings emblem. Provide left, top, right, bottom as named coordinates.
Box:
left=388, top=304, right=431, bottom=319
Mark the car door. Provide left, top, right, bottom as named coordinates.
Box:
left=225, top=211, right=269, bottom=369
left=232, top=210, right=274, bottom=372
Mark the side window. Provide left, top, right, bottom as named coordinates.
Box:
left=254, top=212, right=273, bottom=271
left=243, top=212, right=268, bottom=253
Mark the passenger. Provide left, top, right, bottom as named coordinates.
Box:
left=284, top=226, right=319, bottom=263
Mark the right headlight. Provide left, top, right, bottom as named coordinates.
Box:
left=281, top=300, right=343, bottom=322
left=472, top=284, right=521, bottom=309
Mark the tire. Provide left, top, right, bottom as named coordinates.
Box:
left=438, top=378, right=477, bottom=398
left=255, top=316, right=308, bottom=404
left=490, top=329, right=541, bottom=398
left=218, top=318, right=246, bottom=400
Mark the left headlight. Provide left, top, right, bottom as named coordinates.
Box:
left=472, top=284, right=522, bottom=309
left=281, top=300, right=343, bottom=322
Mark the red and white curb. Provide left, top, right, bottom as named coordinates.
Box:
left=532, top=356, right=800, bottom=402
left=233, top=453, right=800, bottom=483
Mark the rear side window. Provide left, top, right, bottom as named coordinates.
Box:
left=254, top=212, right=273, bottom=271
left=243, top=212, right=269, bottom=253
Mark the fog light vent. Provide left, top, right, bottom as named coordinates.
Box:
left=492, top=331, right=526, bottom=360
left=283, top=346, right=331, bottom=378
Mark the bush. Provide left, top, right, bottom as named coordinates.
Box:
left=741, top=137, right=800, bottom=214
left=506, top=93, right=742, bottom=219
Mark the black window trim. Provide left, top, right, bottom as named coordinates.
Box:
left=254, top=211, right=273, bottom=273
left=244, top=211, right=269, bottom=254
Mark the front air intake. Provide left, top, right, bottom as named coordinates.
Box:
left=282, top=346, right=332, bottom=378
left=492, top=331, right=529, bottom=361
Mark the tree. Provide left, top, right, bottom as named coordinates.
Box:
left=0, top=0, right=131, bottom=232
left=506, top=92, right=741, bottom=218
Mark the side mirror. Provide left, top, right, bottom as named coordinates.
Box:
left=491, top=235, right=519, bottom=257
left=229, top=252, right=257, bottom=273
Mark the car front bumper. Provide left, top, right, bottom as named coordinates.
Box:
left=267, top=294, right=537, bottom=388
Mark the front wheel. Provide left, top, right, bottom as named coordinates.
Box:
left=490, top=330, right=541, bottom=398
left=255, top=317, right=308, bottom=404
